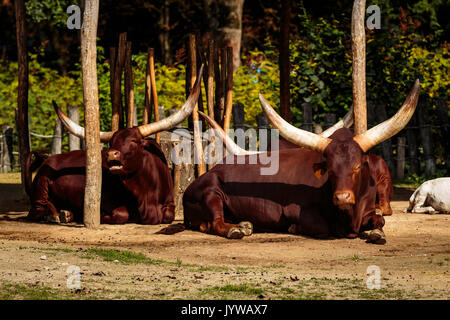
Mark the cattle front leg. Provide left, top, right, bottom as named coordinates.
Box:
left=359, top=213, right=386, bottom=245
left=101, top=206, right=130, bottom=224
left=201, top=191, right=252, bottom=239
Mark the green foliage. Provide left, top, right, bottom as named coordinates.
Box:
left=289, top=6, right=352, bottom=127
left=25, top=0, right=80, bottom=26
left=234, top=48, right=280, bottom=126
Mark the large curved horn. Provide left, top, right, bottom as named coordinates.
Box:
left=353, top=79, right=420, bottom=152
left=52, top=101, right=114, bottom=143
left=320, top=105, right=354, bottom=138
left=259, top=94, right=331, bottom=153
left=198, top=111, right=261, bottom=155
left=137, top=64, right=204, bottom=137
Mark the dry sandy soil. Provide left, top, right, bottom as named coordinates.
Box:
left=0, top=173, right=448, bottom=300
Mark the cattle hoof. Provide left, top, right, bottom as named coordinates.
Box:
left=59, top=210, right=74, bottom=223
left=227, top=227, right=245, bottom=239
left=358, top=230, right=370, bottom=239
left=46, top=215, right=60, bottom=224
left=366, top=229, right=386, bottom=245
left=288, top=224, right=297, bottom=234
left=238, top=221, right=253, bottom=236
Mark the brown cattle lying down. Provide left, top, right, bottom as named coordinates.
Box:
left=26, top=66, right=203, bottom=225
left=182, top=80, right=419, bottom=244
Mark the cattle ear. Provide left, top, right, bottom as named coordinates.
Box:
left=313, top=162, right=327, bottom=179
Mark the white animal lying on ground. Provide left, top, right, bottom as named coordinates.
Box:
left=407, top=177, right=450, bottom=214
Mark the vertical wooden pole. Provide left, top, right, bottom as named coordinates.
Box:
left=124, top=41, right=135, bottom=128
left=406, top=115, right=419, bottom=175
left=149, top=48, right=160, bottom=144
left=351, top=0, right=367, bottom=135
left=223, top=46, right=234, bottom=132
left=301, top=102, right=313, bottom=132
left=81, top=0, right=101, bottom=229
left=51, top=117, right=62, bottom=155
left=68, top=105, right=81, bottom=151
left=220, top=48, right=227, bottom=127
left=143, top=48, right=153, bottom=125
left=14, top=0, right=31, bottom=196
left=206, top=39, right=215, bottom=119
left=109, top=47, right=116, bottom=113
left=1, top=125, right=14, bottom=173
left=112, top=32, right=126, bottom=131
left=214, top=45, right=223, bottom=125
left=189, top=34, right=206, bottom=176
left=396, top=137, right=406, bottom=180
left=418, top=98, right=435, bottom=177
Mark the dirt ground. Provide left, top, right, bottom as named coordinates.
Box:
left=0, top=173, right=448, bottom=300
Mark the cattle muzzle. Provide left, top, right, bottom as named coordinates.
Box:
left=106, top=149, right=124, bottom=173
left=333, top=191, right=356, bottom=210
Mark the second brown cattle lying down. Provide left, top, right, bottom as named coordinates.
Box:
left=182, top=80, right=419, bottom=244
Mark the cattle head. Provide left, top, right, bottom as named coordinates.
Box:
left=259, top=79, right=420, bottom=210
left=53, top=65, right=203, bottom=176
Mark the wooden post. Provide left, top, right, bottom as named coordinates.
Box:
left=51, top=117, right=63, bottom=155
left=418, top=98, right=435, bottom=177
left=143, top=48, right=153, bottom=125
left=206, top=39, right=215, bottom=119
left=223, top=46, right=234, bottom=131
left=351, top=0, right=367, bottom=135
left=109, top=47, right=116, bottom=117
left=214, top=45, right=224, bottom=126
left=112, top=32, right=127, bottom=131
left=279, top=0, right=291, bottom=122
left=188, top=34, right=205, bottom=176
left=232, top=102, right=245, bottom=131
left=396, top=137, right=406, bottom=180
left=300, top=102, right=313, bottom=132
left=124, top=41, right=135, bottom=128
left=81, top=0, right=101, bottom=229
left=149, top=48, right=160, bottom=144
left=406, top=114, right=419, bottom=175
left=68, top=105, right=81, bottom=151
left=219, top=48, right=227, bottom=126
left=324, top=113, right=337, bottom=131
left=14, top=0, right=31, bottom=195
left=1, top=125, right=14, bottom=173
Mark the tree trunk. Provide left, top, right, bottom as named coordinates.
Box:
left=351, top=0, right=367, bottom=135
left=158, top=0, right=172, bottom=65
left=14, top=0, right=31, bottom=197
left=279, top=0, right=291, bottom=122
left=81, top=0, right=101, bottom=229
left=206, top=0, right=244, bottom=71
